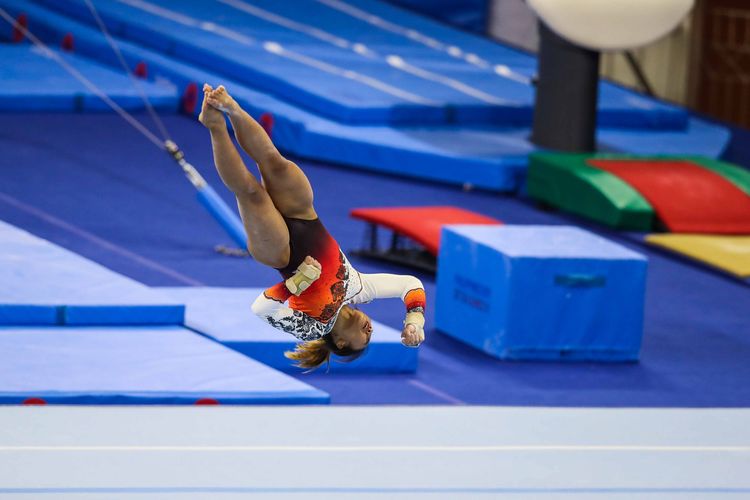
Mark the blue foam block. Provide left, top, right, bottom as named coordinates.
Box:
left=0, top=326, right=329, bottom=404
left=435, top=225, right=648, bottom=361
left=0, top=220, right=184, bottom=325
left=0, top=45, right=177, bottom=112
left=159, top=287, right=417, bottom=373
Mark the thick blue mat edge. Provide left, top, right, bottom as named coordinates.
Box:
left=0, top=325, right=331, bottom=405
left=0, top=391, right=329, bottom=405
left=0, top=305, right=185, bottom=326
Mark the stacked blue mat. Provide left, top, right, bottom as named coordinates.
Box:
left=0, top=0, right=731, bottom=191
left=29, top=0, right=686, bottom=128
left=0, top=220, right=328, bottom=404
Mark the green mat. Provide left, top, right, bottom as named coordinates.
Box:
left=527, top=153, right=750, bottom=231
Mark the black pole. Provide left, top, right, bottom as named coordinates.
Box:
left=531, top=21, right=601, bottom=152
left=624, top=50, right=655, bottom=97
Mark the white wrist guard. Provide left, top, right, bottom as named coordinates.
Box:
left=404, top=311, right=425, bottom=329
left=402, top=311, right=425, bottom=347
left=285, top=261, right=321, bottom=296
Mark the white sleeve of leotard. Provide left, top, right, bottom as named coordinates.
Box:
left=350, top=273, right=425, bottom=307
left=251, top=289, right=329, bottom=342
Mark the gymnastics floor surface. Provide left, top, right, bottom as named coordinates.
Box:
left=0, top=406, right=748, bottom=499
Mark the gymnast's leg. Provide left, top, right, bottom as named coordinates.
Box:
left=205, top=85, right=316, bottom=221
left=199, top=84, right=290, bottom=268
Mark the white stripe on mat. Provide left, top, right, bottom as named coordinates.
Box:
left=2, top=445, right=748, bottom=452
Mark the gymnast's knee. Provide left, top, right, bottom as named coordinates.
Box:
left=235, top=182, right=268, bottom=202
left=261, top=152, right=294, bottom=175
left=249, top=250, right=289, bottom=269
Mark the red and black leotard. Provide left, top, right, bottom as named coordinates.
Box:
left=251, top=217, right=426, bottom=341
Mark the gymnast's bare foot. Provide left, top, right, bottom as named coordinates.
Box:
left=206, top=85, right=240, bottom=116
left=198, top=84, right=225, bottom=130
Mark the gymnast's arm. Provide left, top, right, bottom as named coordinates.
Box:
left=251, top=283, right=328, bottom=341
left=352, top=273, right=426, bottom=346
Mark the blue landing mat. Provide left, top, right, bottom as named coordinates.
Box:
left=0, top=220, right=184, bottom=325
left=0, top=325, right=329, bottom=404
left=0, top=45, right=177, bottom=112
left=0, top=0, right=729, bottom=192
left=34, top=0, right=687, bottom=129
left=160, top=287, right=417, bottom=374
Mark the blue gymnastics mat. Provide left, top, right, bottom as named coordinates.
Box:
left=159, top=287, right=418, bottom=374
left=34, top=0, right=688, bottom=129
left=0, top=325, right=329, bottom=404
left=0, top=0, right=729, bottom=191
left=0, top=220, right=184, bottom=325
left=0, top=45, right=177, bottom=112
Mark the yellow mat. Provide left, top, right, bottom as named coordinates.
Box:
left=646, top=234, right=750, bottom=278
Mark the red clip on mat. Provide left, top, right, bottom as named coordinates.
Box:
left=589, top=160, right=750, bottom=234
left=351, top=206, right=501, bottom=255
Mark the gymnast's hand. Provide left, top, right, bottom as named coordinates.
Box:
left=401, top=317, right=425, bottom=348
left=285, top=256, right=322, bottom=296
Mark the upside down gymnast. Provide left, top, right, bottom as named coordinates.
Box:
left=199, top=84, right=426, bottom=370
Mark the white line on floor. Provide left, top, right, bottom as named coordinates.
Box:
left=1, top=445, right=748, bottom=452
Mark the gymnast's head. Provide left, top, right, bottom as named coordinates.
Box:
left=285, top=305, right=371, bottom=371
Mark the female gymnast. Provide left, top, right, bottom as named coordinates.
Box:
left=199, top=84, right=426, bottom=370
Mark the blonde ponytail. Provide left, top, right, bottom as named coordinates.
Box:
left=284, top=338, right=332, bottom=371
left=285, top=332, right=368, bottom=372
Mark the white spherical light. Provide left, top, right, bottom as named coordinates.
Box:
left=527, top=0, right=695, bottom=51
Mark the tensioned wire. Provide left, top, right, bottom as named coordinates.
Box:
left=0, top=5, right=248, bottom=249
left=0, top=7, right=166, bottom=151
left=81, top=0, right=171, bottom=143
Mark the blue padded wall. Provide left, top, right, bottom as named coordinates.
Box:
left=436, top=225, right=648, bottom=361
left=160, top=287, right=417, bottom=373
left=0, top=326, right=329, bottom=404
left=0, top=220, right=184, bottom=325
